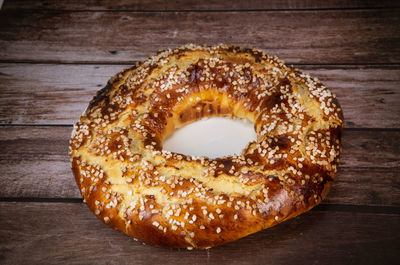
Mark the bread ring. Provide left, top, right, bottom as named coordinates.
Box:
left=69, top=44, right=344, bottom=249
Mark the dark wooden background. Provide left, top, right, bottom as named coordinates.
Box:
left=0, top=1, right=399, bottom=264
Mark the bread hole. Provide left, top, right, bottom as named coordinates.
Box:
left=163, top=117, right=257, bottom=159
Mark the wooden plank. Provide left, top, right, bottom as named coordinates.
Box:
left=3, top=0, right=399, bottom=11
left=329, top=167, right=400, bottom=206
left=0, top=64, right=124, bottom=125
left=0, top=126, right=399, bottom=206
left=0, top=126, right=76, bottom=199
left=0, top=202, right=398, bottom=265
left=0, top=10, right=399, bottom=64
left=1, top=64, right=399, bottom=128
left=303, top=66, right=400, bottom=128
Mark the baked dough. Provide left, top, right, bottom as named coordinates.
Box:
left=69, top=44, right=343, bottom=249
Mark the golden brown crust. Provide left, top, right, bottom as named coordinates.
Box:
left=69, top=44, right=344, bottom=249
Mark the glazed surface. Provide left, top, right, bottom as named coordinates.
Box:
left=69, top=44, right=343, bottom=248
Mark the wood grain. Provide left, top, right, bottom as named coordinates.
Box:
left=303, top=66, right=400, bottom=128
left=1, top=64, right=399, bottom=127
left=0, top=202, right=398, bottom=265
left=3, top=0, right=399, bottom=11
left=0, top=126, right=399, bottom=206
left=0, top=64, right=123, bottom=125
left=0, top=10, right=399, bottom=64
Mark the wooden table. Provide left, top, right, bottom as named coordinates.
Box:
left=0, top=1, right=399, bottom=264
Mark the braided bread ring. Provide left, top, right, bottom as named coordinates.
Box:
left=70, top=44, right=343, bottom=249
